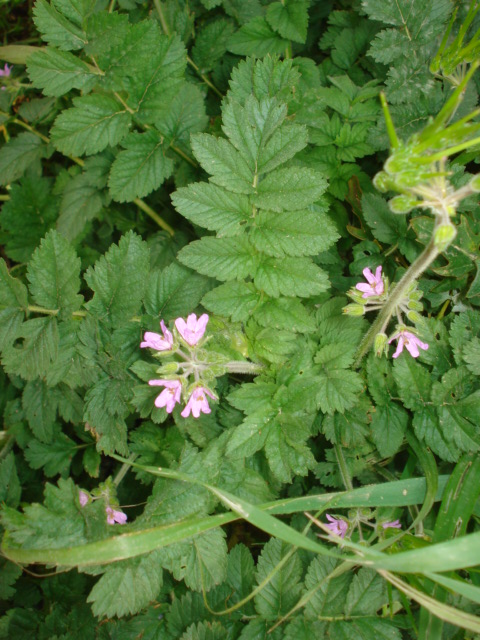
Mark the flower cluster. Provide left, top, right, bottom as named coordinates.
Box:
left=140, top=313, right=218, bottom=418
left=323, top=513, right=402, bottom=540
left=78, top=489, right=127, bottom=526
left=344, top=266, right=429, bottom=359
left=0, top=63, right=11, bottom=90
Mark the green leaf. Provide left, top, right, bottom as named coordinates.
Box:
left=370, top=403, right=408, bottom=457
left=328, top=618, right=402, bottom=639
left=144, top=261, right=213, bottom=321
left=253, top=167, right=327, bottom=211
left=83, top=376, right=130, bottom=455
left=180, top=621, right=228, bottom=640
left=108, top=130, right=173, bottom=203
left=172, top=182, right=250, bottom=236
left=345, top=568, right=388, bottom=616
left=22, top=379, right=58, bottom=442
left=191, top=134, right=253, bottom=194
left=154, top=82, right=208, bottom=148
left=87, top=552, right=164, bottom=618
left=85, top=231, right=150, bottom=324
left=192, top=19, right=236, bottom=73
left=246, top=321, right=297, bottom=364
left=25, top=432, right=77, bottom=477
left=225, top=408, right=273, bottom=459
left=304, top=556, right=352, bottom=618
left=225, top=544, right=255, bottom=610
left=254, top=538, right=303, bottom=620
left=57, top=173, right=104, bottom=242
left=316, top=369, right=363, bottom=414
left=51, top=95, right=132, bottom=156
left=202, top=281, right=260, bottom=321
left=0, top=176, right=58, bottom=262
left=0, top=132, right=48, bottom=187
left=27, top=47, right=97, bottom=97
left=266, top=0, right=309, bottom=44
left=362, top=193, right=407, bottom=244
left=27, top=230, right=82, bottom=318
left=257, top=122, right=309, bottom=175
left=254, top=256, right=329, bottom=298
left=33, top=0, right=86, bottom=51
left=265, top=416, right=316, bottom=482
left=250, top=208, right=338, bottom=258
left=256, top=296, right=315, bottom=332
left=3, top=317, right=59, bottom=381
left=182, top=529, right=228, bottom=592
left=0, top=259, right=28, bottom=350
left=228, top=16, right=289, bottom=57
left=178, top=237, right=257, bottom=281
left=463, top=337, right=480, bottom=375
left=0, top=453, right=21, bottom=508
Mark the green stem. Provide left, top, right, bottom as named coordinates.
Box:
left=11, top=118, right=50, bottom=143
left=354, top=235, right=442, bottom=366
left=285, top=42, right=292, bottom=60
left=153, top=0, right=170, bottom=35
left=335, top=444, right=354, bottom=491
left=133, top=198, right=175, bottom=235
left=170, top=143, right=198, bottom=167
left=27, top=305, right=59, bottom=316
left=187, top=56, right=223, bottom=99
left=113, top=453, right=138, bottom=487
left=0, top=194, right=10, bottom=201
left=225, top=361, right=265, bottom=375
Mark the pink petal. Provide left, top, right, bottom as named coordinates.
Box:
left=374, top=266, right=382, bottom=281
left=362, top=268, right=375, bottom=284
left=392, top=337, right=405, bottom=359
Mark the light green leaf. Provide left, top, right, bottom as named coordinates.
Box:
left=304, top=556, right=352, bottom=618
left=192, top=19, right=236, bottom=73
left=27, top=47, right=97, bottom=97
left=0, top=132, right=48, bottom=187
left=345, top=568, right=387, bottom=616
left=257, top=123, right=308, bottom=174
left=3, top=317, right=59, bottom=381
left=25, top=433, right=77, bottom=477
left=370, top=403, right=408, bottom=457
left=202, top=281, right=260, bottom=321
left=228, top=16, right=289, bottom=57
left=253, top=167, right=327, bottom=211
left=250, top=208, right=338, bottom=257
left=178, top=237, right=257, bottom=281
left=33, top=0, right=86, bottom=51
left=108, top=130, right=173, bottom=203
left=226, top=409, right=273, bottom=459
left=256, top=296, right=315, bottom=332
left=51, top=95, right=132, bottom=156
left=144, top=261, right=213, bottom=321
left=463, top=337, right=480, bottom=375
left=57, top=173, right=104, bottom=241
left=154, top=82, right=208, bottom=147
left=362, top=192, right=407, bottom=244
left=183, top=529, right=228, bottom=592
left=172, top=182, right=251, bottom=236
left=191, top=134, right=253, bottom=194
left=254, top=256, right=329, bottom=298
left=27, top=230, right=82, bottom=318
left=85, top=231, right=150, bottom=324
left=266, top=0, right=309, bottom=44
left=87, top=552, right=163, bottom=618
left=316, top=369, right=363, bottom=414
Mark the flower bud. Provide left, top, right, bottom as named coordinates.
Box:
left=407, top=310, right=424, bottom=324
left=469, top=174, right=480, bottom=192
left=389, top=194, right=420, bottom=214
left=156, top=362, right=180, bottom=375
left=434, top=223, right=456, bottom=251
left=374, top=332, right=388, bottom=357
left=343, top=303, right=365, bottom=316
left=373, top=171, right=394, bottom=193
left=407, top=300, right=423, bottom=311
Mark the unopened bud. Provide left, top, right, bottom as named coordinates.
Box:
left=389, top=194, right=420, bottom=214
left=374, top=332, right=388, bottom=357
left=434, top=223, right=456, bottom=251
left=343, top=304, right=365, bottom=316
left=157, top=362, right=180, bottom=375
left=407, top=310, right=424, bottom=324
left=373, top=171, right=394, bottom=193
left=407, top=300, right=423, bottom=311
left=469, top=175, right=480, bottom=192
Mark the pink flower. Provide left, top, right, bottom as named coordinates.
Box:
left=389, top=330, right=429, bottom=358
left=79, top=490, right=89, bottom=507
left=324, top=514, right=348, bottom=538
left=106, top=506, right=127, bottom=525
left=0, top=64, right=11, bottom=77
left=141, top=320, right=174, bottom=351
left=355, top=266, right=384, bottom=298
left=382, top=519, right=402, bottom=529
left=175, top=313, right=209, bottom=346
left=181, top=386, right=216, bottom=418
left=149, top=379, right=182, bottom=413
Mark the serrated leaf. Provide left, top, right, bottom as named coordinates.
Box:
left=266, top=0, right=309, bottom=44
left=172, top=182, right=250, bottom=236
left=316, top=369, right=363, bottom=414
left=33, top=0, right=86, bottom=51
left=202, top=281, right=260, bottom=321
left=0, top=132, right=48, bottom=186
left=254, top=256, right=329, bottom=298
left=83, top=376, right=130, bottom=455
left=256, top=296, right=315, bottom=332
left=254, top=538, right=303, bottom=620
left=226, top=544, right=255, bottom=608
left=362, top=192, right=407, bottom=244
left=228, top=16, right=289, bottom=57
left=144, top=261, right=213, bottom=320
left=304, top=556, right=352, bottom=618
left=108, top=130, right=173, bottom=203
left=22, top=379, right=58, bottom=443
left=51, top=95, right=132, bottom=156
left=182, top=529, right=228, bottom=592
left=345, top=568, right=387, bottom=616
left=27, top=47, right=97, bottom=96
left=27, top=230, right=82, bottom=318
left=368, top=29, right=410, bottom=65
left=257, top=122, right=308, bottom=175
left=192, top=19, right=235, bottom=73
left=57, top=173, right=104, bottom=241
left=178, top=236, right=257, bottom=281
left=265, top=418, right=315, bottom=482
left=370, top=403, right=408, bottom=457
left=246, top=321, right=297, bottom=363
left=180, top=621, right=228, bottom=640
left=315, top=343, right=356, bottom=369
left=191, top=134, right=253, bottom=194
left=253, top=167, right=327, bottom=211
left=329, top=618, right=402, bottom=639
left=85, top=231, right=150, bottom=324
left=154, top=82, right=208, bottom=148
left=250, top=208, right=338, bottom=258
left=226, top=408, right=273, bottom=459
left=0, top=259, right=28, bottom=350
left=87, top=552, right=163, bottom=618
left=84, top=12, right=130, bottom=57
left=463, top=337, right=480, bottom=375
left=3, top=317, right=59, bottom=381
left=25, top=432, right=77, bottom=477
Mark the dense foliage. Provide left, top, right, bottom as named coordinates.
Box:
left=1, top=1, right=480, bottom=638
